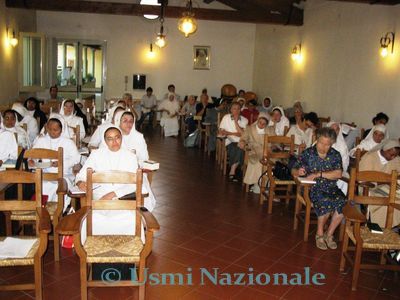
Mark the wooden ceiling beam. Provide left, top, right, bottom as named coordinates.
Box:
left=330, top=0, right=400, bottom=5
left=5, top=0, right=303, bottom=25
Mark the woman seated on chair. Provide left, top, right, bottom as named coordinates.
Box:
left=158, top=93, right=180, bottom=137
left=11, top=103, right=39, bottom=145
left=113, top=111, right=149, bottom=166
left=29, top=117, right=81, bottom=208
left=291, top=127, right=346, bottom=251
left=59, top=99, right=86, bottom=142
left=363, top=112, right=389, bottom=139
left=286, top=108, right=316, bottom=151
left=88, top=105, right=126, bottom=149
left=181, top=95, right=197, bottom=134
left=219, top=102, right=249, bottom=182
left=268, top=106, right=290, bottom=136
left=0, top=125, right=18, bottom=166
left=349, top=124, right=387, bottom=157
left=239, top=113, right=274, bottom=193
left=241, top=100, right=259, bottom=125
left=24, top=97, right=47, bottom=131
left=75, top=126, right=156, bottom=234
left=1, top=109, right=31, bottom=149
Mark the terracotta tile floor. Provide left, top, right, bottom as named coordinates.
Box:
left=1, top=128, right=400, bottom=299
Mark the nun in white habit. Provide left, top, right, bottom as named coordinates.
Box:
left=88, top=104, right=126, bottom=149
left=75, top=125, right=156, bottom=236
left=0, top=127, right=18, bottom=165
left=11, top=103, right=39, bottom=144
left=327, top=121, right=350, bottom=194
left=257, top=96, right=273, bottom=116
left=349, top=124, right=387, bottom=157
left=1, top=109, right=31, bottom=149
left=158, top=93, right=180, bottom=137
left=268, top=106, right=290, bottom=136
left=59, top=99, right=86, bottom=142
left=113, top=110, right=149, bottom=166
left=31, top=116, right=81, bottom=209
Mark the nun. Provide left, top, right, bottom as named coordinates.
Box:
left=88, top=104, right=125, bottom=149
left=349, top=124, right=387, bottom=157
left=11, top=103, right=39, bottom=144
left=0, top=127, right=18, bottom=166
left=24, top=97, right=47, bottom=130
left=257, top=96, right=273, bottom=117
left=30, top=116, right=81, bottom=209
left=113, top=110, right=149, bottom=166
left=75, top=125, right=156, bottom=235
left=1, top=109, right=31, bottom=149
left=59, top=99, right=86, bottom=142
left=158, top=93, right=180, bottom=137
left=268, top=106, right=290, bottom=136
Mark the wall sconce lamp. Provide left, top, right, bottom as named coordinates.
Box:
left=147, top=43, right=155, bottom=59
left=7, top=28, right=18, bottom=47
left=291, top=44, right=302, bottom=61
left=380, top=32, right=395, bottom=58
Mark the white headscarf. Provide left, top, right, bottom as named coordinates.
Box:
left=60, top=99, right=75, bottom=118
left=107, top=104, right=126, bottom=122
left=349, top=124, right=387, bottom=157
left=260, top=96, right=273, bottom=113
left=327, top=121, right=349, bottom=173
left=11, top=103, right=28, bottom=118
left=47, top=113, right=71, bottom=139
left=1, top=109, right=30, bottom=149
left=269, top=106, right=289, bottom=136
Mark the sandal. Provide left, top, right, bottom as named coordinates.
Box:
left=315, top=234, right=327, bottom=250
left=323, top=233, right=337, bottom=250
left=229, top=175, right=235, bottom=182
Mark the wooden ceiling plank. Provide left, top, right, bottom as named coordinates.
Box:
left=5, top=0, right=303, bottom=25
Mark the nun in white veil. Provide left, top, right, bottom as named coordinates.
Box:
left=327, top=121, right=350, bottom=194
left=31, top=116, right=80, bottom=209
left=349, top=124, right=387, bottom=157
left=75, top=125, right=156, bottom=236
left=113, top=110, right=149, bottom=166
left=11, top=103, right=39, bottom=144
left=59, top=99, right=86, bottom=142
left=268, top=106, right=290, bottom=136
left=0, top=116, right=18, bottom=165
left=158, top=93, right=180, bottom=137
left=1, top=109, right=31, bottom=149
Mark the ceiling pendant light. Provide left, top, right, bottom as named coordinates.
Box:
left=178, top=0, right=197, bottom=38
left=140, top=0, right=160, bottom=20
left=155, top=18, right=167, bottom=48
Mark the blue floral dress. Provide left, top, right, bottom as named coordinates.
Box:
left=294, top=145, right=346, bottom=216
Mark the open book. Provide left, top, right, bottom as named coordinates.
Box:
left=297, top=177, right=316, bottom=184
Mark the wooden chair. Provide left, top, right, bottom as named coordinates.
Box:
left=57, top=168, right=160, bottom=300
left=41, top=101, right=60, bottom=116
left=0, top=169, right=51, bottom=300
left=215, top=111, right=227, bottom=166
left=355, top=128, right=365, bottom=147
left=70, top=124, right=81, bottom=149
left=318, top=116, right=331, bottom=128
left=340, top=168, right=400, bottom=291
left=14, top=148, right=68, bottom=261
left=293, top=178, right=318, bottom=241
left=259, top=135, right=296, bottom=214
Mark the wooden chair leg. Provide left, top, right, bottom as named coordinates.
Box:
left=245, top=184, right=249, bottom=193
left=5, top=212, right=11, bottom=236
left=53, top=221, right=60, bottom=262
left=339, top=229, right=349, bottom=272
left=34, top=257, right=43, bottom=300
left=293, top=198, right=300, bottom=230
left=304, top=204, right=311, bottom=242
left=351, top=243, right=363, bottom=291
left=80, top=260, right=88, bottom=300
left=138, top=259, right=146, bottom=300
left=223, top=152, right=227, bottom=176
left=267, top=184, right=275, bottom=214
left=338, top=222, right=345, bottom=242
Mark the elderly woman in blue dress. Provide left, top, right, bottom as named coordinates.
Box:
left=291, top=127, right=346, bottom=250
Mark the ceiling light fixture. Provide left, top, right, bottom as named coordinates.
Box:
left=178, top=0, right=197, bottom=38
left=155, top=1, right=167, bottom=48
left=140, top=0, right=160, bottom=20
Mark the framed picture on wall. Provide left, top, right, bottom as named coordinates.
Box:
left=193, top=46, right=211, bottom=70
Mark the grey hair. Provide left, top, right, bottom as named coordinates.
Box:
left=316, top=127, right=337, bottom=143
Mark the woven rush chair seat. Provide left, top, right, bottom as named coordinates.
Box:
left=0, top=237, right=39, bottom=267
left=346, top=226, right=400, bottom=250
left=84, top=235, right=143, bottom=263
left=11, top=202, right=58, bottom=221
left=274, top=179, right=296, bottom=185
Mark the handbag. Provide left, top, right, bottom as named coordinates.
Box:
left=273, top=161, right=293, bottom=181
left=61, top=207, right=76, bottom=249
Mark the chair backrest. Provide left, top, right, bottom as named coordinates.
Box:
left=348, top=167, right=397, bottom=228
left=70, top=125, right=80, bottom=148
left=262, top=135, right=295, bottom=160
left=0, top=169, right=42, bottom=233
left=318, top=116, right=331, bottom=128
left=354, top=148, right=367, bottom=172
left=23, top=147, right=63, bottom=181
left=85, top=168, right=143, bottom=236
left=41, top=101, right=60, bottom=116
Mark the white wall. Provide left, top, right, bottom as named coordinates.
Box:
left=36, top=11, right=256, bottom=100
left=253, top=0, right=400, bottom=135
left=0, top=2, right=36, bottom=104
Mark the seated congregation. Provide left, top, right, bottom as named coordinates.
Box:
left=0, top=82, right=400, bottom=298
